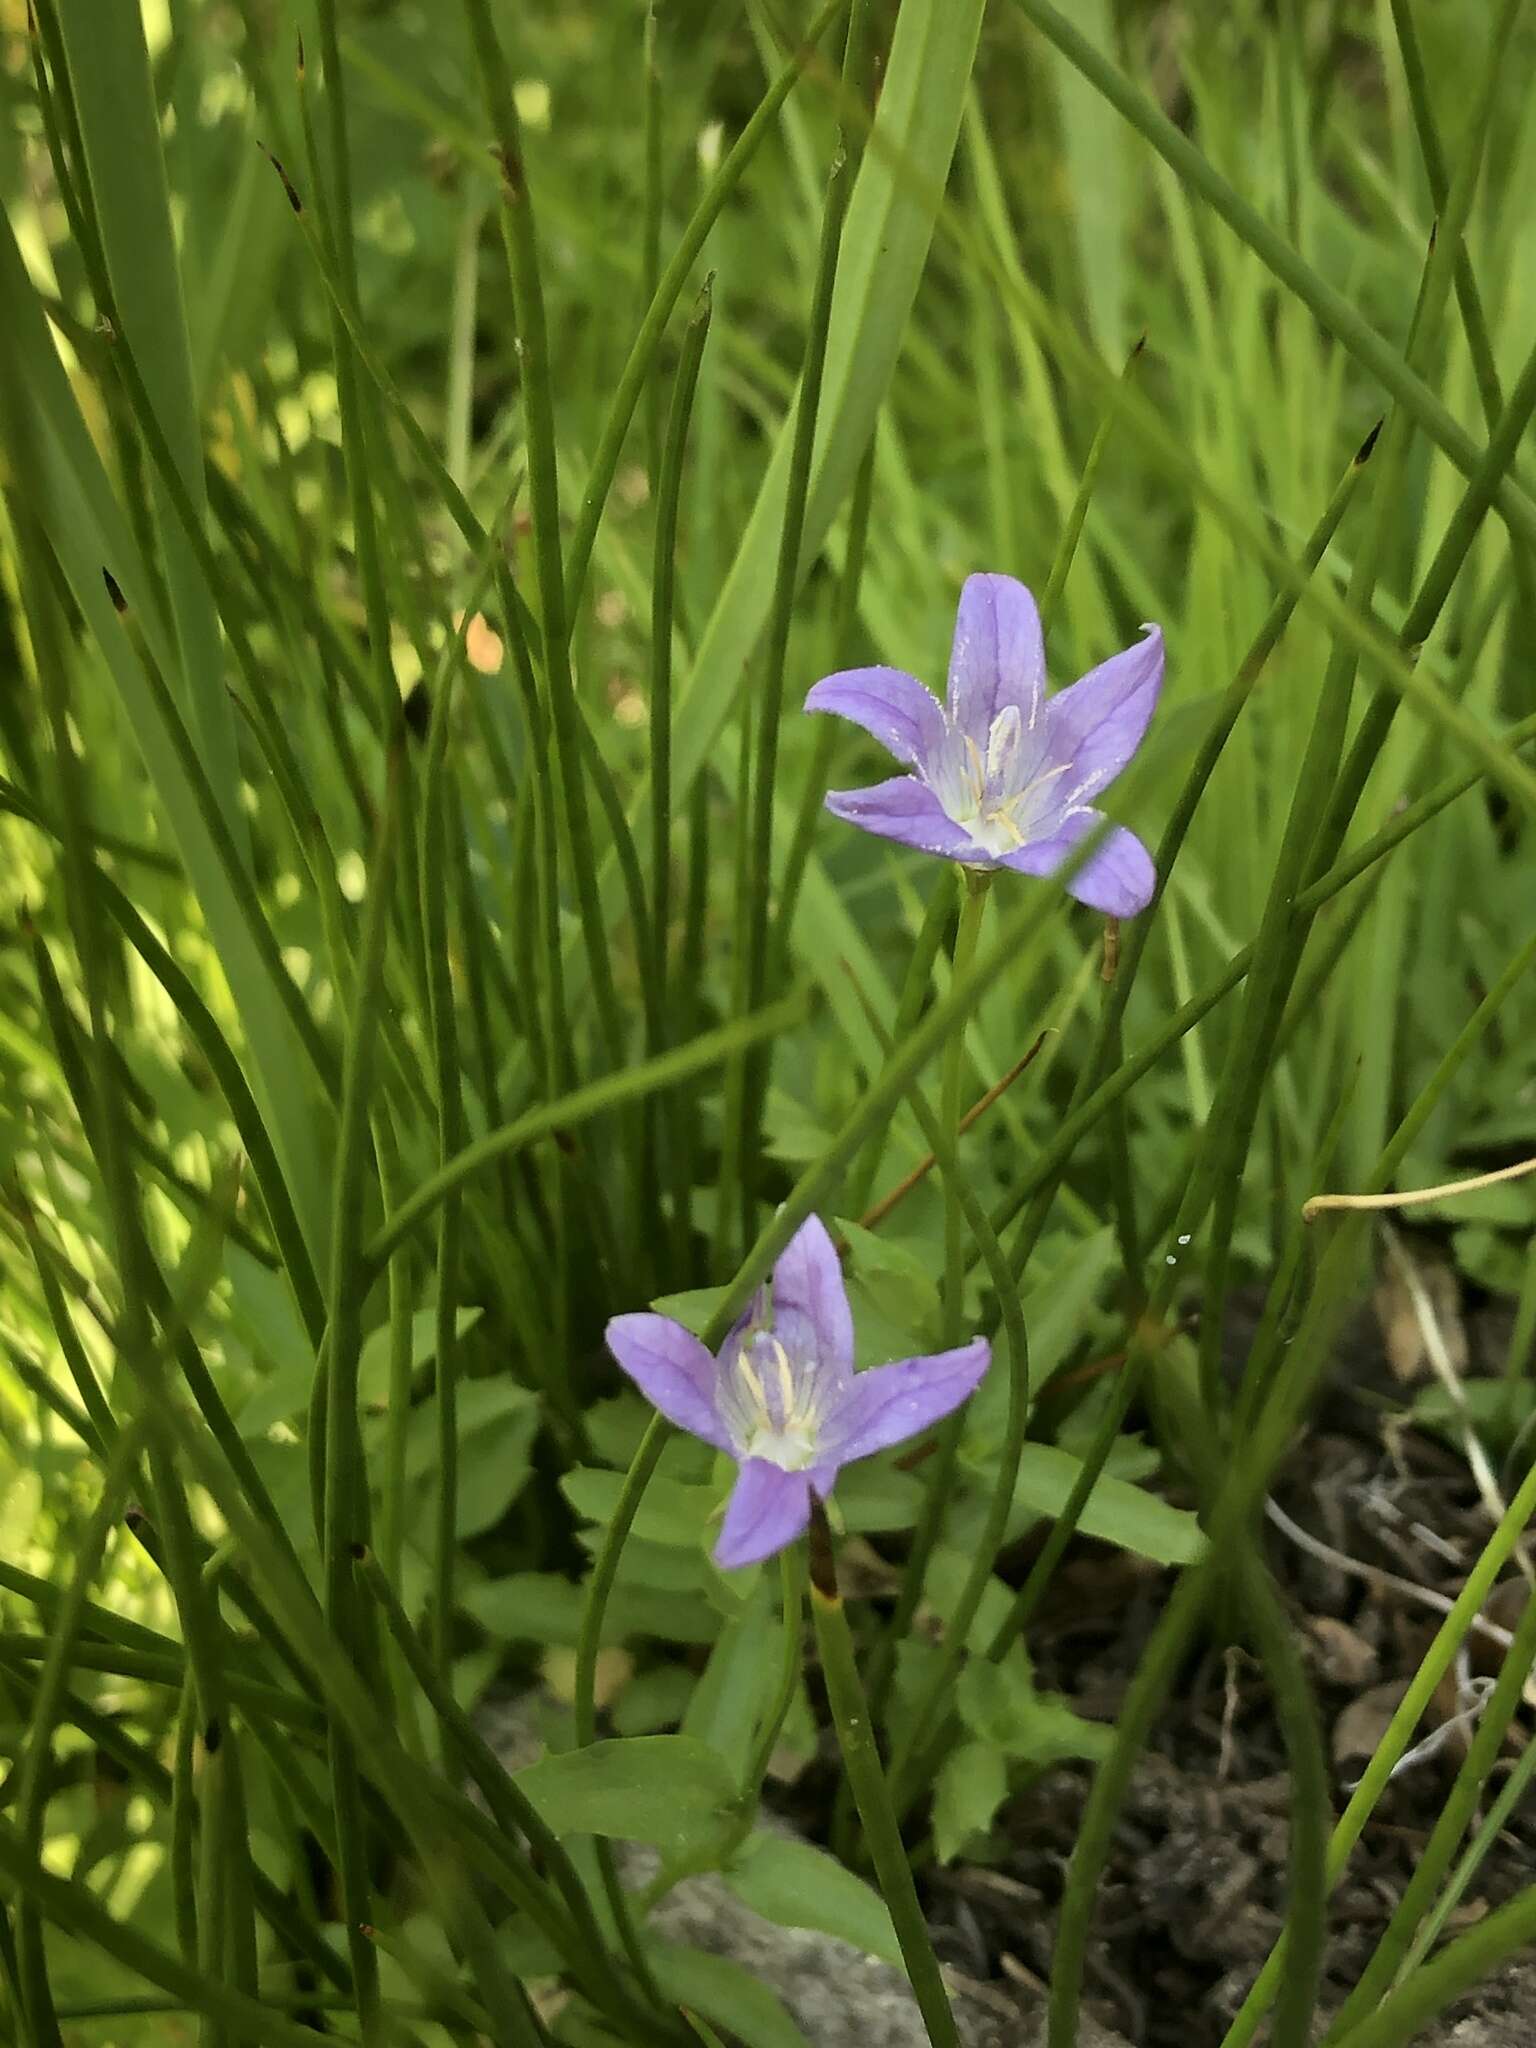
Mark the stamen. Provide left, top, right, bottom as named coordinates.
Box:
left=962, top=734, right=987, bottom=809
left=774, top=1349, right=798, bottom=1421
left=737, top=1356, right=768, bottom=1416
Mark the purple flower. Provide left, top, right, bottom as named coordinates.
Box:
left=805, top=573, right=1163, bottom=916
left=605, top=1216, right=990, bottom=1569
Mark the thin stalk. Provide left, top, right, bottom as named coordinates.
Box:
left=809, top=1508, right=960, bottom=2048
left=740, top=0, right=872, bottom=1228
left=772, top=430, right=879, bottom=967
left=673, top=772, right=712, bottom=1270
left=843, top=876, right=953, bottom=1218
left=1123, top=929, right=1536, bottom=2048
left=867, top=873, right=989, bottom=1709
left=715, top=707, right=757, bottom=1269
left=1039, top=332, right=1146, bottom=621
left=564, top=0, right=847, bottom=615
left=943, top=875, right=989, bottom=1342
left=420, top=609, right=469, bottom=1685
left=1193, top=237, right=1445, bottom=1415
left=571, top=1414, right=674, bottom=2007
left=355, top=1548, right=663, bottom=2041
left=366, top=989, right=809, bottom=1272
left=642, top=1, right=664, bottom=485
left=648, top=278, right=713, bottom=1284
left=1009, top=0, right=1536, bottom=554
left=15, top=1428, right=144, bottom=2048
left=860, top=1047, right=1032, bottom=1815
left=649, top=278, right=713, bottom=1029
left=1327, top=1886, right=1536, bottom=2048
left=461, top=0, right=627, bottom=1072
left=319, top=756, right=403, bottom=2048
left=1324, top=1571, right=1536, bottom=2036
left=1404, top=1731, right=1536, bottom=1972
left=743, top=1546, right=810, bottom=1803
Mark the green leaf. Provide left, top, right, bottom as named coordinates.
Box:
left=0, top=211, right=331, bottom=1260
left=357, top=1304, right=484, bottom=1409
left=723, top=1832, right=902, bottom=1970
left=956, top=1650, right=1111, bottom=1766
left=963, top=1440, right=1204, bottom=1566
left=648, top=1287, right=729, bottom=1338
left=53, top=0, right=244, bottom=822
left=514, top=1737, right=737, bottom=1853
left=461, top=1572, right=585, bottom=1647
left=401, top=1378, right=538, bottom=1537
left=611, top=1664, right=696, bottom=1736
left=648, top=1943, right=812, bottom=2048
left=839, top=1222, right=943, bottom=1365
left=574, top=0, right=988, bottom=992
left=562, top=1466, right=718, bottom=1550
left=833, top=1459, right=925, bottom=1533
left=682, top=1580, right=779, bottom=1777
left=1046, top=0, right=1126, bottom=358
left=932, top=1740, right=1009, bottom=1864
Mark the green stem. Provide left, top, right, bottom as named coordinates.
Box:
left=1326, top=1885, right=1536, bottom=2048
left=740, top=0, right=872, bottom=1233
left=1010, top=0, right=1536, bottom=554
left=943, top=874, right=990, bottom=1342
left=808, top=1509, right=959, bottom=2048
left=1324, top=1570, right=1536, bottom=2038
left=355, top=1548, right=663, bottom=2040
left=743, top=1545, right=810, bottom=1802
left=461, top=0, right=627, bottom=1072
left=866, top=874, right=989, bottom=1715
left=562, top=0, right=847, bottom=616
left=844, top=877, right=953, bottom=1221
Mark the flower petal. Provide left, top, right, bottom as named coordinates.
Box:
left=1000, top=811, right=1156, bottom=916
left=769, top=1214, right=853, bottom=1383
left=824, top=777, right=987, bottom=863
left=714, top=1459, right=812, bottom=1569
left=1042, top=625, right=1163, bottom=800
left=804, top=667, right=946, bottom=774
left=821, top=1337, right=990, bottom=1467
left=605, top=1313, right=730, bottom=1450
left=945, top=574, right=1045, bottom=743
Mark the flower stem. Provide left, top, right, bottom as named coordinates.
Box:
left=808, top=1508, right=959, bottom=2048
left=943, top=870, right=990, bottom=1342
left=742, top=1545, right=808, bottom=1801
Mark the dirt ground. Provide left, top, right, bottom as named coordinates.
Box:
left=913, top=1288, right=1536, bottom=2046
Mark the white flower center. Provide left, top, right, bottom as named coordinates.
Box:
left=927, top=706, right=1073, bottom=855
left=722, top=1334, right=824, bottom=1471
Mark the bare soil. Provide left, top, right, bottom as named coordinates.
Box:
left=916, top=1292, right=1536, bottom=2046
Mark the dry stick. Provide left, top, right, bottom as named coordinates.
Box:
left=1302, top=1153, right=1536, bottom=1220
left=1382, top=1226, right=1533, bottom=1586
left=1262, top=1499, right=1518, bottom=1659
left=845, top=1033, right=1052, bottom=1242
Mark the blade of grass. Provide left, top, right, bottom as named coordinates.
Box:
left=1009, top=0, right=1536, bottom=553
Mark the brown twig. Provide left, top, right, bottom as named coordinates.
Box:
left=848, top=1031, right=1052, bottom=1243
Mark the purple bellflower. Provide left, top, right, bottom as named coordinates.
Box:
left=805, top=573, right=1163, bottom=916
left=605, top=1216, right=989, bottom=1569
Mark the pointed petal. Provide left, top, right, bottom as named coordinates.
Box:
left=714, top=1459, right=812, bottom=1569
left=605, top=1313, right=730, bottom=1450
left=822, top=1338, right=990, bottom=1467
left=804, top=667, right=946, bottom=773
left=1042, top=625, right=1163, bottom=799
left=946, top=574, right=1045, bottom=742
left=1000, top=811, right=1156, bottom=916
left=824, top=777, right=987, bottom=864
left=769, top=1214, right=853, bottom=1383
